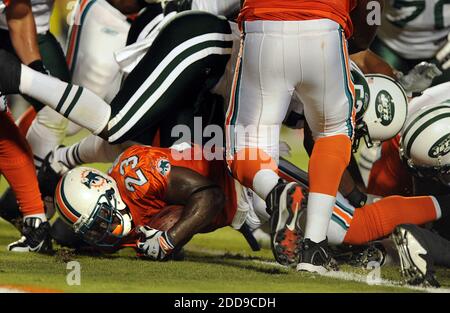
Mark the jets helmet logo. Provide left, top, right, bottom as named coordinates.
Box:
left=375, top=90, right=395, bottom=126
left=81, top=170, right=107, bottom=189
left=429, top=133, right=450, bottom=158
left=157, top=158, right=171, bottom=176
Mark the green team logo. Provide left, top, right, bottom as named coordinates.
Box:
left=375, top=90, right=395, bottom=126
left=351, top=69, right=370, bottom=122
left=157, top=158, right=171, bottom=176
left=428, top=133, right=450, bottom=158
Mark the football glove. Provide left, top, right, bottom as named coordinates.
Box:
left=136, top=226, right=174, bottom=261
left=396, top=62, right=442, bottom=94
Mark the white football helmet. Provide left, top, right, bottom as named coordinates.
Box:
left=353, top=73, right=408, bottom=151
left=54, top=167, right=132, bottom=247
left=400, top=102, right=450, bottom=186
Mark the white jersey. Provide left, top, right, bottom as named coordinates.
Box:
left=408, top=82, right=450, bottom=117
left=378, top=0, right=450, bottom=59
left=0, top=0, right=54, bottom=34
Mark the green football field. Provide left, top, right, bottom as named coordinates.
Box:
left=1, top=129, right=450, bottom=293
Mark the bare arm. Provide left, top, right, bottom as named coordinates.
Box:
left=6, top=0, right=41, bottom=65
left=163, top=166, right=225, bottom=247
left=351, top=49, right=396, bottom=78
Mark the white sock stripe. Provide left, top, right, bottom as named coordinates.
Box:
left=137, top=13, right=165, bottom=42
left=108, top=32, right=233, bottom=130
left=430, top=196, right=442, bottom=220
left=58, top=87, right=80, bottom=116
left=108, top=46, right=232, bottom=142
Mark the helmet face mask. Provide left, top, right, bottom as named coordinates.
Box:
left=55, top=167, right=132, bottom=248
left=75, top=189, right=129, bottom=247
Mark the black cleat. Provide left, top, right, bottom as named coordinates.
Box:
left=267, top=181, right=307, bottom=266
left=0, top=50, right=21, bottom=94
left=7, top=217, right=53, bottom=253
left=391, top=224, right=440, bottom=288
left=297, top=238, right=338, bottom=274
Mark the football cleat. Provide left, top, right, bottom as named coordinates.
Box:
left=266, top=181, right=307, bottom=266
left=391, top=224, right=440, bottom=288
left=297, top=238, right=338, bottom=274
left=7, top=217, right=53, bottom=253
left=0, top=50, right=21, bottom=94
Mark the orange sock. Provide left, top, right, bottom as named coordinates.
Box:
left=309, top=135, right=351, bottom=196
left=228, top=147, right=278, bottom=189
left=344, top=195, right=438, bottom=245
left=0, top=112, right=44, bottom=218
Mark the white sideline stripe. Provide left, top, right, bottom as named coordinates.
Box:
left=255, top=260, right=450, bottom=293
left=187, top=246, right=450, bottom=293
left=109, top=32, right=234, bottom=129
left=108, top=46, right=232, bottom=142
left=0, top=287, right=27, bottom=293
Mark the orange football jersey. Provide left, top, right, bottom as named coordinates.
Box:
left=367, top=136, right=413, bottom=197
left=109, top=145, right=237, bottom=231
left=238, top=0, right=357, bottom=38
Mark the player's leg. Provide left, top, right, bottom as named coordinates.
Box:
left=25, top=31, right=72, bottom=170
left=0, top=50, right=112, bottom=136
left=342, top=195, right=444, bottom=245
left=0, top=112, right=51, bottom=253
left=107, top=11, right=232, bottom=144
left=295, top=22, right=354, bottom=273
left=67, top=0, right=130, bottom=100
left=226, top=20, right=308, bottom=266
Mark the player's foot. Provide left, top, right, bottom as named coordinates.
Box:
left=266, top=181, right=307, bottom=266
left=297, top=238, right=337, bottom=274
left=0, top=50, right=21, bottom=94
left=391, top=224, right=440, bottom=288
left=7, top=217, right=53, bottom=253
left=37, top=146, right=69, bottom=199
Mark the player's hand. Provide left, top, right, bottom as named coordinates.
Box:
left=136, top=226, right=174, bottom=261
left=397, top=62, right=442, bottom=94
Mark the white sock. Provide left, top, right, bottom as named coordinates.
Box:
left=26, top=107, right=68, bottom=169
left=19, top=65, right=111, bottom=135
left=253, top=169, right=280, bottom=200
left=304, top=192, right=336, bottom=243
left=54, top=134, right=125, bottom=167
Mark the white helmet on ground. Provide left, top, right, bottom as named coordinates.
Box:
left=352, top=73, right=408, bottom=151
left=400, top=102, right=450, bottom=186
left=54, top=167, right=132, bottom=247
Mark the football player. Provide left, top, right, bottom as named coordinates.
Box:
left=0, top=0, right=58, bottom=253
left=371, top=0, right=450, bottom=86
left=223, top=0, right=384, bottom=274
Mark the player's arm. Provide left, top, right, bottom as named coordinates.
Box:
left=137, top=166, right=225, bottom=260
left=351, top=49, right=396, bottom=77
left=348, top=0, right=384, bottom=54
left=5, top=0, right=41, bottom=65
left=163, top=167, right=225, bottom=247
